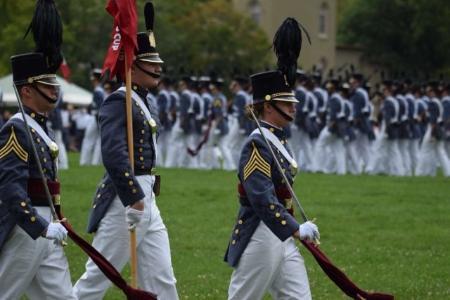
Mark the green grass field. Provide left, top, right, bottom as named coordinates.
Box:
left=59, top=153, right=450, bottom=299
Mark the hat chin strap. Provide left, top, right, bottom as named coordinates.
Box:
left=135, top=62, right=161, bottom=79
left=32, top=84, right=58, bottom=104
left=269, top=101, right=293, bottom=122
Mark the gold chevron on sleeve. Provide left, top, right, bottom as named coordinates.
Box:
left=0, top=126, right=28, bottom=162
left=243, top=142, right=271, bottom=180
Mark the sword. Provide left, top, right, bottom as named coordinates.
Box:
left=247, top=106, right=320, bottom=244
left=13, top=84, right=67, bottom=246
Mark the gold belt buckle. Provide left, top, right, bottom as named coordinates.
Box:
left=285, top=198, right=293, bottom=209
left=53, top=194, right=61, bottom=206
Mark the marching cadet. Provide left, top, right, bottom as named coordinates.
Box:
left=395, top=83, right=411, bottom=176
left=416, top=82, right=450, bottom=176
left=0, top=0, right=76, bottom=298
left=48, top=96, right=69, bottom=170
left=342, top=82, right=362, bottom=174
left=404, top=81, right=421, bottom=172
left=165, top=76, right=192, bottom=168
left=209, top=76, right=236, bottom=170
left=315, top=78, right=345, bottom=174
left=301, top=77, right=320, bottom=172
left=291, top=71, right=314, bottom=171
left=80, top=68, right=105, bottom=166
left=312, top=71, right=328, bottom=131
left=349, top=73, right=375, bottom=172
left=227, top=76, right=251, bottom=164
left=157, top=77, right=172, bottom=165
left=225, top=18, right=319, bottom=300
left=74, top=28, right=179, bottom=300
left=367, top=80, right=403, bottom=175
left=198, top=76, right=214, bottom=168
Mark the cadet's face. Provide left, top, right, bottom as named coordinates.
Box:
left=349, top=78, right=358, bottom=90
left=277, top=101, right=296, bottom=125
left=134, top=61, right=162, bottom=89
left=229, top=81, right=237, bottom=93
left=264, top=101, right=296, bottom=127
left=36, top=83, right=59, bottom=111
left=21, top=83, right=58, bottom=113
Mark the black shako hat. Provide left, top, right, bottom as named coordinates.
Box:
left=251, top=70, right=298, bottom=103
left=11, top=52, right=59, bottom=86
left=251, top=17, right=310, bottom=105
left=136, top=32, right=163, bottom=64
left=136, top=2, right=163, bottom=64
left=11, top=0, right=62, bottom=87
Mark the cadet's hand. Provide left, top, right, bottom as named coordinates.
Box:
left=126, top=200, right=144, bottom=229
left=45, top=223, right=68, bottom=242
left=298, top=221, right=320, bottom=241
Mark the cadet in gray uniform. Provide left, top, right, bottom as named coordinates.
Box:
left=225, top=18, right=319, bottom=300
left=416, top=82, right=450, bottom=176
left=80, top=68, right=105, bottom=166
left=74, top=25, right=178, bottom=300
left=0, top=1, right=75, bottom=297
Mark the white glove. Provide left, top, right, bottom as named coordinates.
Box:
left=299, top=221, right=320, bottom=241
left=45, top=223, right=68, bottom=242
left=126, top=206, right=144, bottom=229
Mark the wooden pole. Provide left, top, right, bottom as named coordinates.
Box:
left=125, top=56, right=138, bottom=288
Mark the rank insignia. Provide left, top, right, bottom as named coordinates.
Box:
left=243, top=142, right=271, bottom=180
left=0, top=126, right=28, bottom=162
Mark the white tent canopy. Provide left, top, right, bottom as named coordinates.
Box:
left=0, top=74, right=92, bottom=106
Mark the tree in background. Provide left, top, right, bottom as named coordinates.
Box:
left=338, top=0, right=450, bottom=77
left=0, top=0, right=270, bottom=88
left=156, top=0, right=271, bottom=77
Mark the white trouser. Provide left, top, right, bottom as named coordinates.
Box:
left=409, top=139, right=420, bottom=174
left=298, top=129, right=315, bottom=172
left=366, top=123, right=403, bottom=175
left=226, top=116, right=246, bottom=166
left=165, top=120, right=187, bottom=168
left=416, top=125, right=450, bottom=177
left=369, top=137, right=403, bottom=176
left=354, top=130, right=371, bottom=172
left=398, top=139, right=411, bottom=176
left=228, top=222, right=311, bottom=300
left=80, top=117, right=98, bottom=166
left=218, top=134, right=237, bottom=170
left=54, top=129, right=69, bottom=170
left=91, top=135, right=102, bottom=166
left=203, top=123, right=236, bottom=170
left=0, top=209, right=76, bottom=300
left=157, top=130, right=170, bottom=167
left=186, top=133, right=200, bottom=169
left=74, top=175, right=178, bottom=300
left=346, top=140, right=362, bottom=175
left=314, top=127, right=332, bottom=173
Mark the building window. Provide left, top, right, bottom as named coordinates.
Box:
left=319, top=2, right=329, bottom=38
left=248, top=0, right=262, bottom=24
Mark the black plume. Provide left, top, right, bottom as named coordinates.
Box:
left=144, top=2, right=155, bottom=31
left=25, top=0, right=63, bottom=73
left=273, top=17, right=311, bottom=88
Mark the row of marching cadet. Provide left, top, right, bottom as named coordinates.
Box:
left=45, top=68, right=450, bottom=177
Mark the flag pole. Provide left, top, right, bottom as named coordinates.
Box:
left=124, top=55, right=138, bottom=288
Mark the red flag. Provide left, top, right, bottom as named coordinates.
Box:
left=102, top=0, right=138, bottom=79
left=59, top=56, right=71, bottom=81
